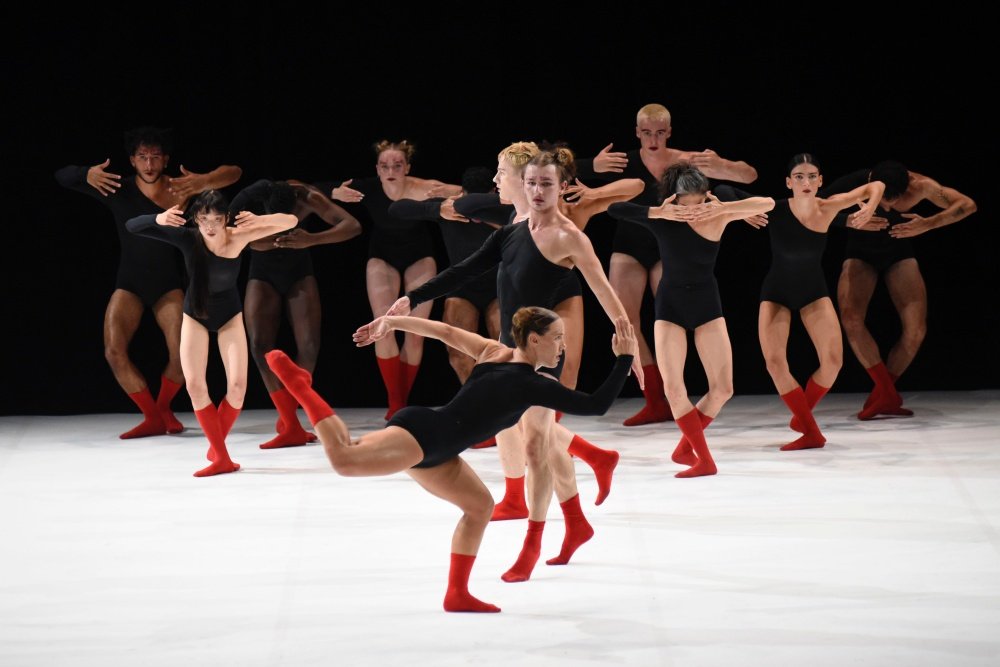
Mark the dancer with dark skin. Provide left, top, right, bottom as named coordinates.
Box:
left=577, top=104, right=758, bottom=427
left=330, top=140, right=462, bottom=420
left=232, top=179, right=361, bottom=449
left=55, top=127, right=241, bottom=438
left=263, top=309, right=636, bottom=612
left=126, top=191, right=296, bottom=476
left=608, top=163, right=774, bottom=477
left=384, top=149, right=642, bottom=582
left=824, top=161, right=977, bottom=419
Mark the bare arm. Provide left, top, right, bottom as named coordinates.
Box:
left=354, top=315, right=500, bottom=361
left=230, top=212, right=297, bottom=246
left=889, top=174, right=977, bottom=238
left=282, top=182, right=363, bottom=248
left=688, top=149, right=758, bottom=183
left=564, top=178, right=645, bottom=229
left=412, top=177, right=463, bottom=200
left=822, top=181, right=885, bottom=229
left=169, top=164, right=243, bottom=202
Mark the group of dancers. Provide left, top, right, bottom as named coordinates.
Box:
left=55, top=104, right=977, bottom=612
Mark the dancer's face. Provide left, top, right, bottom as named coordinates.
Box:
left=376, top=150, right=409, bottom=185
left=531, top=318, right=566, bottom=368
left=522, top=164, right=563, bottom=212
left=636, top=118, right=670, bottom=152
left=194, top=210, right=226, bottom=239
left=787, top=163, right=822, bottom=197
left=676, top=192, right=707, bottom=206
left=130, top=143, right=169, bottom=184
left=494, top=157, right=521, bottom=202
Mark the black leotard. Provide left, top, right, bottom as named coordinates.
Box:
left=231, top=179, right=314, bottom=296
left=822, top=169, right=916, bottom=272
left=126, top=215, right=242, bottom=332
left=759, top=199, right=830, bottom=310
left=55, top=165, right=186, bottom=306
left=391, top=355, right=633, bottom=468
left=576, top=149, right=661, bottom=268
left=350, top=177, right=435, bottom=273
left=387, top=198, right=498, bottom=312
left=607, top=202, right=723, bottom=330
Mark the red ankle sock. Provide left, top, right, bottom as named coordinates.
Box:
left=674, top=409, right=717, bottom=478
left=400, top=361, right=419, bottom=405
left=545, top=494, right=594, bottom=566
left=121, top=388, right=167, bottom=439
left=624, top=364, right=674, bottom=426
left=261, top=388, right=312, bottom=449
left=470, top=436, right=496, bottom=449
left=671, top=409, right=712, bottom=466
left=567, top=435, right=619, bottom=506
left=780, top=387, right=826, bottom=451
left=501, top=520, right=544, bottom=582
left=859, top=363, right=911, bottom=420
left=376, top=356, right=405, bottom=420
left=193, top=404, right=239, bottom=477
left=790, top=378, right=831, bottom=433
left=491, top=476, right=528, bottom=521
left=443, top=553, right=500, bottom=613
left=156, top=376, right=184, bottom=433
left=265, top=350, right=335, bottom=425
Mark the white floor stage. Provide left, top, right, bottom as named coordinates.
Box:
left=1, top=392, right=998, bottom=666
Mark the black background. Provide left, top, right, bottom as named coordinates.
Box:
left=7, top=6, right=995, bottom=415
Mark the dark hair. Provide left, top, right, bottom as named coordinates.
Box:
left=185, top=190, right=231, bottom=319
left=266, top=181, right=298, bottom=214
left=461, top=166, right=496, bottom=194
left=657, top=161, right=709, bottom=202
left=124, top=126, right=173, bottom=155
left=510, top=306, right=560, bottom=349
left=787, top=153, right=821, bottom=174
left=524, top=146, right=576, bottom=182
left=870, top=160, right=909, bottom=199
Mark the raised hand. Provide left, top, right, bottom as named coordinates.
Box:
left=273, top=228, right=312, bottom=248
left=87, top=158, right=121, bottom=196
left=562, top=179, right=593, bottom=204
left=888, top=213, right=932, bottom=238
left=439, top=196, right=469, bottom=222
left=384, top=296, right=411, bottom=316
left=167, top=165, right=207, bottom=202
left=353, top=316, right=392, bottom=347
left=331, top=179, right=364, bottom=203
left=592, top=143, right=628, bottom=174
left=155, top=205, right=186, bottom=227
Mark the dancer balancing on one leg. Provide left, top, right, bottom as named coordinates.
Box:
left=608, top=163, right=774, bottom=477
left=385, top=147, right=643, bottom=582
left=265, top=308, right=636, bottom=612
left=126, top=191, right=296, bottom=476
left=755, top=154, right=885, bottom=450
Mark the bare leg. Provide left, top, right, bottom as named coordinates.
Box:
left=245, top=279, right=284, bottom=393
left=366, top=259, right=404, bottom=417
left=883, top=259, right=927, bottom=380
left=759, top=301, right=796, bottom=394
left=103, top=289, right=149, bottom=394
left=800, top=297, right=843, bottom=389
left=554, top=296, right=583, bottom=389
left=400, top=257, right=437, bottom=369
left=442, top=297, right=480, bottom=384
left=837, top=259, right=881, bottom=369
left=150, top=289, right=186, bottom=433
left=216, top=314, right=249, bottom=410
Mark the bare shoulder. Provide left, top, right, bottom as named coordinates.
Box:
left=478, top=341, right=514, bottom=364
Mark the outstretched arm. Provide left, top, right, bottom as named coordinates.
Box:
left=274, top=181, right=362, bottom=249
left=563, top=178, right=645, bottom=229
left=230, top=211, right=298, bottom=245
left=55, top=161, right=122, bottom=201
left=354, top=315, right=499, bottom=361
left=822, top=181, right=885, bottom=230
left=688, top=149, right=758, bottom=183
left=169, top=164, right=243, bottom=203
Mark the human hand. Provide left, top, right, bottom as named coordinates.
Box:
left=87, top=158, right=121, bottom=196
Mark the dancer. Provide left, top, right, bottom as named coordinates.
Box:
left=577, top=103, right=758, bottom=426
left=608, top=162, right=774, bottom=476
left=385, top=147, right=642, bottom=582
left=126, top=191, right=296, bottom=476
left=265, top=309, right=635, bottom=612
left=231, top=179, right=361, bottom=449
left=824, top=161, right=977, bottom=419
left=757, top=154, right=884, bottom=449
left=55, top=127, right=242, bottom=438
left=330, top=140, right=462, bottom=419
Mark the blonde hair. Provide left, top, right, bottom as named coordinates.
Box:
left=510, top=306, right=560, bottom=348
left=373, top=139, right=416, bottom=163
left=636, top=103, right=671, bottom=125
left=497, top=141, right=540, bottom=176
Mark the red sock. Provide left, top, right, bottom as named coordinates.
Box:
left=674, top=409, right=717, bottom=478
left=623, top=365, right=674, bottom=426
left=470, top=436, right=496, bottom=449
left=217, top=398, right=241, bottom=438
left=671, top=409, right=712, bottom=466
left=156, top=376, right=184, bottom=434
left=491, top=476, right=528, bottom=521
left=567, top=435, right=619, bottom=506
left=443, top=553, right=500, bottom=613
left=555, top=411, right=563, bottom=423
left=121, top=388, right=167, bottom=439
left=790, top=378, right=830, bottom=433
left=261, top=388, right=312, bottom=449
left=376, top=356, right=405, bottom=420
left=400, top=361, right=420, bottom=406
left=859, top=362, right=912, bottom=420
left=265, top=350, right=335, bottom=424
left=501, top=520, right=544, bottom=583
left=193, top=404, right=239, bottom=477
left=780, top=387, right=826, bottom=451
left=545, top=494, right=594, bottom=566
